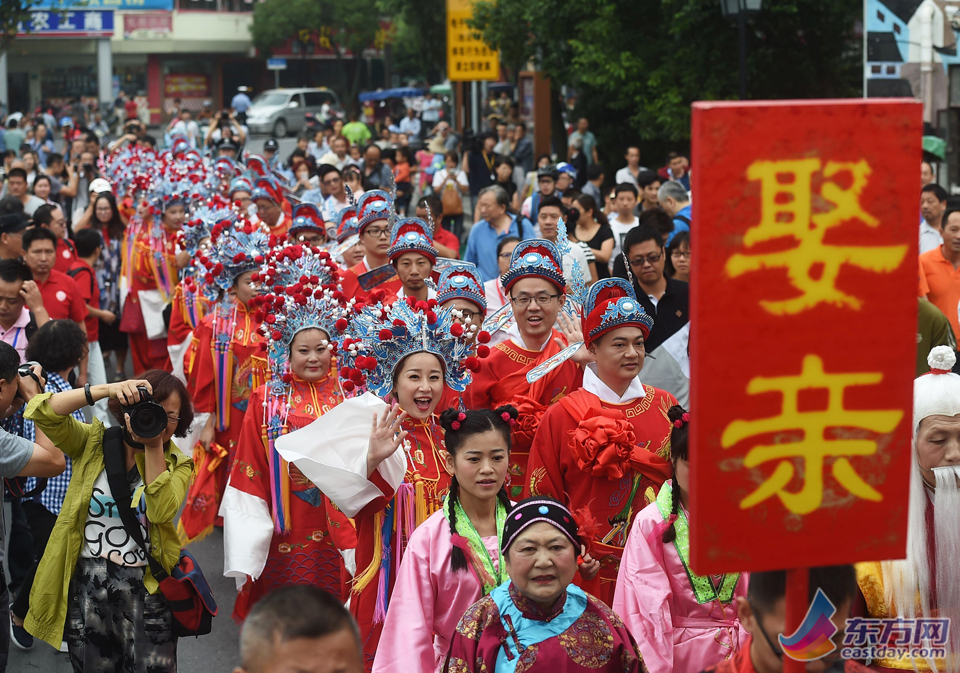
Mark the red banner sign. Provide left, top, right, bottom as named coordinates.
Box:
left=163, top=74, right=210, bottom=98
left=124, top=13, right=172, bottom=39
left=689, top=99, right=922, bottom=575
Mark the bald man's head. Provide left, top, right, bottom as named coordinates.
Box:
left=234, top=587, right=362, bottom=673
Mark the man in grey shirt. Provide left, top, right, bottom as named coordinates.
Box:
left=581, top=164, right=605, bottom=203
left=0, top=342, right=66, bottom=670
left=3, top=169, right=44, bottom=218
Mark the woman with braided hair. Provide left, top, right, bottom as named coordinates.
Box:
left=612, top=405, right=748, bottom=673
left=371, top=405, right=515, bottom=673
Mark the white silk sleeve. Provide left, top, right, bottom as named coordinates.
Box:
left=274, top=392, right=406, bottom=517
left=220, top=484, right=274, bottom=590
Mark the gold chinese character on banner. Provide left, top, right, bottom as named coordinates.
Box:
left=725, top=158, right=907, bottom=315
left=721, top=355, right=902, bottom=515
left=318, top=26, right=332, bottom=50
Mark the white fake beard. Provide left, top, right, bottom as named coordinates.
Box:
left=881, top=462, right=960, bottom=673
left=933, top=465, right=960, bottom=672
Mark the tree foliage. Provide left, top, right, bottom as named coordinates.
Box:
left=379, top=0, right=446, bottom=83
left=250, top=0, right=388, bottom=111
left=470, top=0, right=861, bottom=161
left=1, top=0, right=64, bottom=52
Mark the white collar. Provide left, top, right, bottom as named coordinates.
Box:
left=582, top=362, right=646, bottom=404
left=399, top=286, right=437, bottom=301
left=505, top=323, right=551, bottom=352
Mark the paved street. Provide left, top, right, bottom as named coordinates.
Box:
left=8, top=528, right=240, bottom=673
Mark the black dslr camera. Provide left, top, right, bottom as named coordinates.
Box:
left=121, top=386, right=168, bottom=439
left=15, top=361, right=47, bottom=401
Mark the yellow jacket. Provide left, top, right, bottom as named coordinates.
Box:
left=23, top=392, right=193, bottom=648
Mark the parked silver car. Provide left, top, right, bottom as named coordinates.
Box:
left=245, top=87, right=341, bottom=137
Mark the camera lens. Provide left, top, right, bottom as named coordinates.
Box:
left=121, top=387, right=168, bottom=440
left=129, top=404, right=167, bottom=439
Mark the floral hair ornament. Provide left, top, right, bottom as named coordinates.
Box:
left=251, top=242, right=355, bottom=534
left=335, top=296, right=490, bottom=396
left=197, top=216, right=272, bottom=293
left=673, top=412, right=690, bottom=429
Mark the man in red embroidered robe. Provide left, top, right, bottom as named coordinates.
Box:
left=525, top=277, right=676, bottom=604
left=340, top=190, right=402, bottom=301
left=464, top=239, right=585, bottom=496
left=251, top=176, right=291, bottom=241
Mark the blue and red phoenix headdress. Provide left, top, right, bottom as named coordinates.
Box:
left=197, top=216, right=271, bottom=292
left=251, top=244, right=356, bottom=534
left=336, top=296, right=490, bottom=396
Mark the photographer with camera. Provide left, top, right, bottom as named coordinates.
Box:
left=20, top=369, right=194, bottom=669
left=106, top=119, right=147, bottom=154
left=205, top=110, right=246, bottom=154
left=0, top=342, right=66, bottom=671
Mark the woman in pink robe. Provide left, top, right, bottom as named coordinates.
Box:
left=372, top=406, right=518, bottom=673
left=613, top=406, right=748, bottom=673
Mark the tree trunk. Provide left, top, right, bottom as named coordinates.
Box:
left=331, top=40, right=353, bottom=115
left=348, top=54, right=364, bottom=114
left=549, top=83, right=566, bottom=159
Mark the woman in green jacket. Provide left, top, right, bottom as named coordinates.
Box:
left=21, top=368, right=194, bottom=672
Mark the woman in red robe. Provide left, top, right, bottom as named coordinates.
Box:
left=167, top=201, right=234, bottom=383
left=221, top=244, right=358, bottom=621
left=525, top=278, right=676, bottom=605
left=179, top=218, right=271, bottom=543
left=119, top=192, right=186, bottom=373
left=465, top=239, right=585, bottom=497
left=271, top=293, right=490, bottom=671
left=443, top=497, right=647, bottom=673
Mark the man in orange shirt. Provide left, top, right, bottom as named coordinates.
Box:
left=919, top=207, right=960, bottom=347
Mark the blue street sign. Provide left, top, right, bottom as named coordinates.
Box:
left=17, top=9, right=115, bottom=37
left=33, top=0, right=173, bottom=9
left=267, top=58, right=288, bottom=70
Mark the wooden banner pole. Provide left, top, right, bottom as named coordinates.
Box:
left=783, top=567, right=810, bottom=673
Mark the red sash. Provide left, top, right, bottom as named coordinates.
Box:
left=559, top=389, right=673, bottom=483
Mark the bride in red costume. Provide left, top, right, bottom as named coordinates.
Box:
left=221, top=242, right=358, bottom=621
left=268, top=244, right=490, bottom=670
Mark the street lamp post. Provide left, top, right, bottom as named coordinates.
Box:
left=720, top=0, right=763, bottom=99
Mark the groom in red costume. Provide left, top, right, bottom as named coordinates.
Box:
left=525, top=277, right=677, bottom=604
left=465, top=238, right=584, bottom=496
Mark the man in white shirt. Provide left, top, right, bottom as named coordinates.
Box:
left=609, top=183, right=640, bottom=270
left=614, top=146, right=647, bottom=187
left=920, top=183, right=947, bottom=255
left=421, top=93, right=442, bottom=124
left=166, top=109, right=200, bottom=148
left=536, top=195, right=592, bottom=288
left=319, top=135, right=350, bottom=171
left=493, top=121, right=512, bottom=155
left=319, top=166, right=350, bottom=222
left=398, top=108, right=421, bottom=138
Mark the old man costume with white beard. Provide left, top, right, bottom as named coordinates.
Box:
left=857, top=346, right=960, bottom=673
